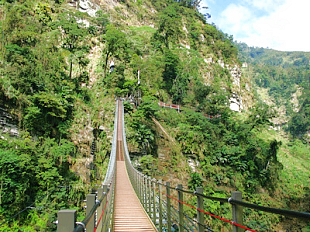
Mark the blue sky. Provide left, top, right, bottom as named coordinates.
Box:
left=200, top=0, right=310, bottom=52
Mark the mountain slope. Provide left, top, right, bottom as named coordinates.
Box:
left=0, top=0, right=309, bottom=231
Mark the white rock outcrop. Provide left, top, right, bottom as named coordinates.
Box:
left=228, top=64, right=243, bottom=112
left=79, top=0, right=100, bottom=17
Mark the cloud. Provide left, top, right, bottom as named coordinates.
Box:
left=245, top=0, right=284, bottom=12
left=218, top=0, right=310, bottom=51
left=218, top=4, right=253, bottom=38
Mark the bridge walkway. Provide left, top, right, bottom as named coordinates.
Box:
left=113, top=100, right=156, bottom=232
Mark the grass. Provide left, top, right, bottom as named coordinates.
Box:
left=257, top=128, right=310, bottom=200
left=278, top=141, right=310, bottom=191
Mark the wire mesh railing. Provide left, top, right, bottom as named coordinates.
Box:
left=57, top=100, right=310, bottom=232
left=120, top=100, right=310, bottom=232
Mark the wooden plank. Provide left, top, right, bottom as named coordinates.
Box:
left=113, top=161, right=157, bottom=231
left=113, top=100, right=157, bottom=231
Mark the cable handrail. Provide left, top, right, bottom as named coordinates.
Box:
left=68, top=101, right=119, bottom=232
left=229, top=199, right=310, bottom=219
left=155, top=177, right=310, bottom=220
left=103, top=100, right=118, bottom=185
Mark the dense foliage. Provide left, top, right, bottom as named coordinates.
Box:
left=0, top=0, right=309, bottom=231
left=0, top=0, right=112, bottom=230
left=237, top=43, right=310, bottom=142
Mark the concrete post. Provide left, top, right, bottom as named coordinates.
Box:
left=177, top=184, right=184, bottom=232
left=232, top=191, right=243, bottom=232
left=57, top=209, right=77, bottom=232
left=196, top=187, right=204, bottom=232
left=86, top=194, right=96, bottom=232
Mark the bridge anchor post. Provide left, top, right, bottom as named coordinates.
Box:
left=231, top=191, right=244, bottom=232
left=57, top=209, right=77, bottom=232
left=196, top=187, right=204, bottom=232
left=86, top=194, right=96, bottom=232
left=177, top=184, right=184, bottom=232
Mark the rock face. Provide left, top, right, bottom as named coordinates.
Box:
left=0, top=107, right=19, bottom=137
left=229, top=65, right=243, bottom=112
left=69, top=0, right=100, bottom=17
left=79, top=0, right=100, bottom=17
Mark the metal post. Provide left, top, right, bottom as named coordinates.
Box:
left=133, top=170, right=136, bottom=192
left=196, top=187, right=204, bottom=232
left=140, top=174, right=143, bottom=202
left=101, top=185, right=108, bottom=232
left=137, top=173, right=139, bottom=199
left=142, top=174, right=145, bottom=207
left=152, top=179, right=156, bottom=225
left=177, top=184, right=184, bottom=232
left=158, top=180, right=163, bottom=232
left=86, top=194, right=96, bottom=232
left=143, top=175, right=147, bottom=211
left=231, top=191, right=243, bottom=232
left=57, top=209, right=77, bottom=232
left=166, top=182, right=171, bottom=232
left=138, top=173, right=141, bottom=200
left=135, top=170, right=138, bottom=193
left=148, top=177, right=152, bottom=215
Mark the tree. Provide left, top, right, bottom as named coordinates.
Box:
left=52, top=12, right=87, bottom=79
left=247, top=102, right=275, bottom=129
left=288, top=90, right=310, bottom=138
left=188, top=172, right=203, bottom=190
left=162, top=49, right=180, bottom=92
left=102, top=25, right=129, bottom=76
left=95, top=10, right=109, bottom=34
left=153, top=5, right=183, bottom=48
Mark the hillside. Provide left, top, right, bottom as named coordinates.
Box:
left=237, top=44, right=310, bottom=118
left=0, top=0, right=309, bottom=231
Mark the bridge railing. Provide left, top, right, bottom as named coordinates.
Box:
left=57, top=101, right=119, bottom=232
left=57, top=100, right=310, bottom=232
left=121, top=101, right=310, bottom=232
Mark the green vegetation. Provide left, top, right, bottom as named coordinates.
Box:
left=0, top=0, right=309, bottom=231
left=0, top=0, right=113, bottom=230
left=237, top=43, right=310, bottom=116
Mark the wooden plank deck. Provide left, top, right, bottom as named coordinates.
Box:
left=113, top=100, right=156, bottom=232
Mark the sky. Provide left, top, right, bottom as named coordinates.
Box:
left=200, top=0, right=310, bottom=52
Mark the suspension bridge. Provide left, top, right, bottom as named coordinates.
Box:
left=57, top=100, right=310, bottom=232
